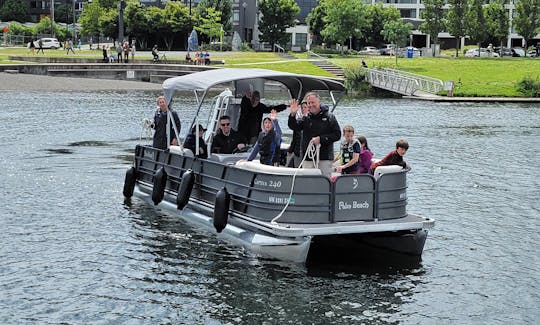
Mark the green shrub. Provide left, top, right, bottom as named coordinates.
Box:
left=516, top=76, right=540, bottom=97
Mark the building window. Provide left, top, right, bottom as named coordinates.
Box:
left=233, top=10, right=239, bottom=22
left=295, top=33, right=307, bottom=46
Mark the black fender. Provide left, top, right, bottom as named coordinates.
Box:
left=152, top=167, right=167, bottom=205
left=213, top=187, right=230, bottom=233
left=176, top=170, right=195, bottom=210
left=123, top=167, right=136, bottom=198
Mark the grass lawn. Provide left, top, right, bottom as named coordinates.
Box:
left=333, top=55, right=540, bottom=97
left=1, top=47, right=539, bottom=97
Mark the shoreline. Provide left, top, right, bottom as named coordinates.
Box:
left=1, top=72, right=539, bottom=102
left=0, top=72, right=162, bottom=92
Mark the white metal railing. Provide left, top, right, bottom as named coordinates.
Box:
left=306, top=50, right=328, bottom=60
left=364, top=68, right=418, bottom=95
left=380, top=68, right=444, bottom=94
left=273, top=44, right=285, bottom=54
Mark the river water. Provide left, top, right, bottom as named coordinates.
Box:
left=1, top=89, right=538, bottom=324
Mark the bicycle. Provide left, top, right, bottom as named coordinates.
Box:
left=155, top=53, right=168, bottom=64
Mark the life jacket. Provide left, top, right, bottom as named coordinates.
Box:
left=341, top=139, right=360, bottom=173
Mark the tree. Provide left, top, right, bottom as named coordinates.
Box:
left=466, top=0, right=488, bottom=55
left=34, top=17, right=63, bottom=37
left=195, top=7, right=222, bottom=43
left=162, top=1, right=191, bottom=50
left=362, top=3, right=400, bottom=47
left=195, top=0, right=232, bottom=34
left=446, top=0, right=468, bottom=57
left=125, top=1, right=150, bottom=49
left=513, top=0, right=540, bottom=56
left=306, top=1, right=327, bottom=45
left=7, top=22, right=34, bottom=37
left=321, top=0, right=367, bottom=52
left=79, top=1, right=104, bottom=39
left=258, top=0, right=300, bottom=47
left=99, top=8, right=119, bottom=42
left=484, top=0, right=509, bottom=56
left=55, top=3, right=75, bottom=24
left=381, top=20, right=412, bottom=65
left=0, top=0, right=29, bottom=22
left=419, top=0, right=445, bottom=55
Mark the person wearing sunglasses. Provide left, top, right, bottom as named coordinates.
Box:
left=211, top=115, right=247, bottom=154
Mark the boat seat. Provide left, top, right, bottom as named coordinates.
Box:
left=235, top=160, right=322, bottom=176
left=373, top=165, right=403, bottom=180
left=169, top=145, right=194, bottom=158
left=209, top=152, right=249, bottom=164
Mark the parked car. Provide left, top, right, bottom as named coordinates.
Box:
left=358, top=46, right=380, bottom=55
left=511, top=48, right=525, bottom=57
left=32, top=38, right=60, bottom=49
left=378, top=44, right=395, bottom=56
left=464, top=48, right=500, bottom=57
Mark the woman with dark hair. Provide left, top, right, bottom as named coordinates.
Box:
left=357, top=135, right=373, bottom=174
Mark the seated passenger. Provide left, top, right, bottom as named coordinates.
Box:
left=246, top=110, right=282, bottom=166
left=184, top=124, right=208, bottom=158
left=370, top=139, right=410, bottom=174
left=357, top=135, right=373, bottom=174
left=211, top=115, right=247, bottom=154
left=335, top=125, right=361, bottom=175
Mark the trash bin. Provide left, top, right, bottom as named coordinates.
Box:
left=407, top=47, right=414, bottom=58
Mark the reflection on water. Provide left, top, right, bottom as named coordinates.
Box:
left=0, top=91, right=538, bottom=324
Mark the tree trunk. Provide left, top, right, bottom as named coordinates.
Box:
left=455, top=37, right=459, bottom=57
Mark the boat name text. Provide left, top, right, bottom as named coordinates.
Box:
left=254, top=179, right=282, bottom=189
left=338, top=200, right=370, bottom=210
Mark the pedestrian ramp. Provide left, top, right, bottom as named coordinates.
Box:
left=364, top=67, right=443, bottom=96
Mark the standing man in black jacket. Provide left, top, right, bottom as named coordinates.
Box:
left=152, top=96, right=181, bottom=150
left=238, top=90, right=287, bottom=145
left=288, top=92, right=341, bottom=178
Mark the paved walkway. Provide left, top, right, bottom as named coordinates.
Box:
left=0, top=72, right=162, bottom=91
left=404, top=94, right=540, bottom=102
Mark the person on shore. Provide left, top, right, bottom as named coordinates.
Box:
left=357, top=135, right=373, bottom=174
left=131, top=42, right=136, bottom=62
left=335, top=125, right=361, bottom=175
left=102, top=45, right=108, bottom=63
left=288, top=92, right=341, bottom=178
left=28, top=39, right=35, bottom=54
left=152, top=96, right=181, bottom=150
left=152, top=45, right=159, bottom=63
left=238, top=90, right=287, bottom=145
left=370, top=139, right=410, bottom=174
left=66, top=39, right=75, bottom=55
left=183, top=124, right=208, bottom=159
left=286, top=100, right=308, bottom=168
left=246, top=110, right=282, bottom=166
left=123, top=41, right=130, bottom=63
left=116, top=44, right=123, bottom=63
left=185, top=51, right=192, bottom=64
left=211, top=116, right=247, bottom=154
left=36, top=39, right=44, bottom=54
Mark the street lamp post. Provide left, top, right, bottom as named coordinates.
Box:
left=242, top=2, right=247, bottom=41
left=73, top=0, right=77, bottom=41
left=118, top=0, right=126, bottom=43
left=50, top=0, right=55, bottom=36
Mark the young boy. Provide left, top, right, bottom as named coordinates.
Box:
left=247, top=109, right=282, bottom=166
left=335, top=125, right=361, bottom=174
left=370, top=139, right=410, bottom=174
